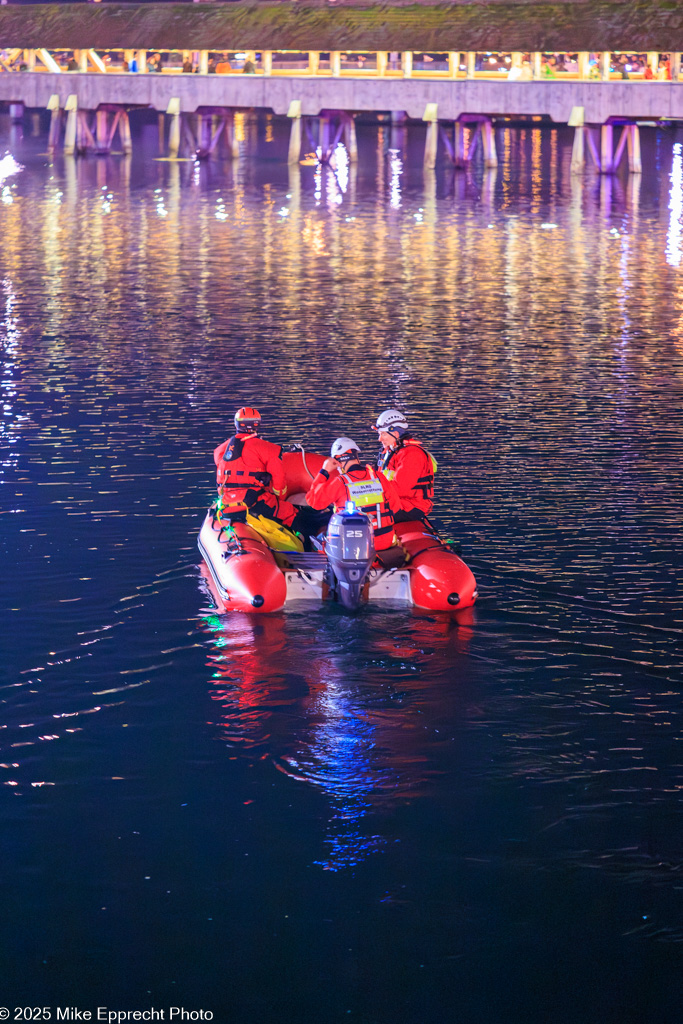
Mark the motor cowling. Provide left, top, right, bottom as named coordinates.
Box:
left=325, top=505, right=375, bottom=610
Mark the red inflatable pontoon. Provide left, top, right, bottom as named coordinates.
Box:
left=198, top=450, right=477, bottom=614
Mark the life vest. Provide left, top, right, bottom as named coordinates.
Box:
left=380, top=437, right=436, bottom=512
left=217, top=434, right=272, bottom=512
left=341, top=466, right=395, bottom=544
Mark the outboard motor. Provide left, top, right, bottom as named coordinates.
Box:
left=325, top=502, right=375, bottom=610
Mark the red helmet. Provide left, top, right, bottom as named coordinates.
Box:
left=234, top=406, right=261, bottom=434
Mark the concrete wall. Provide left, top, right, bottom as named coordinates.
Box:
left=1, top=72, right=683, bottom=123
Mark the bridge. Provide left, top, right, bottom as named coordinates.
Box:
left=1, top=2, right=683, bottom=173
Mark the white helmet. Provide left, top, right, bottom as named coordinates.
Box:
left=331, top=437, right=360, bottom=459
left=374, top=408, right=408, bottom=433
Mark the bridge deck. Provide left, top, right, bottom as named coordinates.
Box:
left=1, top=72, right=682, bottom=123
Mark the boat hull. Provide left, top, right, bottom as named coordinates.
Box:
left=395, top=520, right=477, bottom=612
left=198, top=511, right=287, bottom=613
left=199, top=448, right=477, bottom=614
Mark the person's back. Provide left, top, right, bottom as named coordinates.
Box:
left=214, top=433, right=282, bottom=489
left=306, top=438, right=400, bottom=551
left=214, top=407, right=286, bottom=515
left=213, top=407, right=327, bottom=538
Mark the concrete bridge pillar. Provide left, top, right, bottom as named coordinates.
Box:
left=200, top=115, right=213, bottom=155
left=77, top=49, right=88, bottom=73
left=9, top=103, right=24, bottom=124
left=343, top=114, right=358, bottom=163
left=48, top=110, right=62, bottom=150
left=671, top=53, right=682, bottom=80
left=423, top=112, right=438, bottom=169
left=308, top=51, right=320, bottom=76
left=75, top=111, right=93, bottom=155
left=64, top=95, right=78, bottom=155
left=263, top=51, right=273, bottom=76
left=96, top=110, right=109, bottom=154
left=600, top=123, right=614, bottom=172
left=137, top=50, right=148, bottom=74
left=577, top=52, right=590, bottom=80
left=482, top=120, right=498, bottom=168
left=319, top=115, right=331, bottom=159
left=377, top=52, right=388, bottom=77
left=569, top=105, right=585, bottom=173
left=448, top=52, right=460, bottom=79
left=466, top=52, right=475, bottom=79
left=330, top=51, right=341, bottom=78
left=287, top=100, right=302, bottom=165
left=402, top=52, right=413, bottom=79
left=224, top=111, right=240, bottom=160
left=47, top=95, right=61, bottom=151
left=600, top=51, right=611, bottom=81
left=627, top=124, right=642, bottom=173
left=119, top=111, right=132, bottom=154
left=584, top=122, right=642, bottom=175
left=647, top=51, right=659, bottom=77
left=571, top=126, right=585, bottom=173
left=199, top=51, right=208, bottom=75
left=168, top=112, right=181, bottom=158
left=25, top=49, right=36, bottom=72
left=531, top=52, right=542, bottom=80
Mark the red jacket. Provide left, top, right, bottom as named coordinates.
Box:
left=378, top=437, right=435, bottom=516
left=306, top=462, right=401, bottom=550
left=214, top=434, right=286, bottom=512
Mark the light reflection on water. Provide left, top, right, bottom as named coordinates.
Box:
left=0, top=113, right=682, bottom=1018
left=203, top=608, right=476, bottom=871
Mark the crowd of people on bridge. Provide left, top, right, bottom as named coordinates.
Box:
left=1, top=48, right=678, bottom=79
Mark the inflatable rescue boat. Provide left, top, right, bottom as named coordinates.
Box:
left=198, top=450, right=477, bottom=613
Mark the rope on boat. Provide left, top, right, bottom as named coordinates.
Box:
left=288, top=441, right=315, bottom=480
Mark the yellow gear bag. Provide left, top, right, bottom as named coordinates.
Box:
left=246, top=513, right=304, bottom=553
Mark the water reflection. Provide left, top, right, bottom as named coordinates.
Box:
left=666, top=141, right=682, bottom=266
left=1, top=115, right=682, bottom=1017
left=202, top=607, right=474, bottom=870
left=388, top=148, right=403, bottom=208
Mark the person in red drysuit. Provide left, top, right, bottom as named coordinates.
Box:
left=214, top=406, right=300, bottom=527
left=372, top=408, right=437, bottom=521
left=305, top=437, right=402, bottom=551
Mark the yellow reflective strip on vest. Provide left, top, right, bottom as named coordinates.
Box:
left=345, top=477, right=385, bottom=507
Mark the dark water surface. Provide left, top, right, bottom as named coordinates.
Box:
left=1, top=113, right=682, bottom=1023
